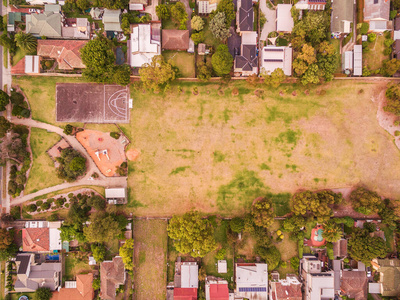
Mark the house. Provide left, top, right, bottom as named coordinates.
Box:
left=52, top=273, right=94, bottom=300
left=276, top=4, right=293, bottom=32
left=62, top=18, right=91, bottom=39
left=331, top=0, right=353, bottom=34
left=14, top=253, right=62, bottom=292
left=198, top=43, right=206, bottom=55
left=100, top=256, right=126, bottom=300
left=342, top=45, right=362, bottom=76
left=162, top=30, right=190, bottom=51
left=129, top=0, right=147, bottom=10
left=234, top=31, right=258, bottom=76
left=37, top=40, right=87, bottom=70
left=26, top=5, right=62, bottom=38
left=371, top=258, right=400, bottom=297
left=205, top=276, right=229, bottom=300
left=130, top=23, right=161, bottom=68
left=26, top=0, right=56, bottom=5
left=105, top=188, right=127, bottom=204
left=103, top=9, right=122, bottom=32
left=235, top=263, right=268, bottom=300
left=269, top=274, right=302, bottom=300
left=332, top=239, right=348, bottom=258
left=22, top=221, right=62, bottom=252
left=295, top=0, right=326, bottom=10
left=7, top=12, right=22, bottom=32
left=300, top=254, right=335, bottom=300
left=174, top=261, right=198, bottom=299
left=90, top=7, right=103, bottom=20
left=364, top=0, right=390, bottom=32
left=394, top=39, right=400, bottom=59
left=261, top=46, right=292, bottom=76
left=236, top=0, right=253, bottom=33
left=341, top=270, right=368, bottom=300
left=197, top=0, right=219, bottom=14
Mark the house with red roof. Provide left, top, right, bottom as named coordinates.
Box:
left=205, top=276, right=229, bottom=300
left=173, top=261, right=198, bottom=300
left=22, top=221, right=62, bottom=252
left=52, top=273, right=94, bottom=300
left=174, top=287, right=198, bottom=300
left=100, top=256, right=125, bottom=300
left=269, top=274, right=302, bottom=300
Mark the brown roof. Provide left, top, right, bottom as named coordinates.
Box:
left=162, top=30, right=189, bottom=50
left=333, top=239, right=348, bottom=258
left=270, top=281, right=302, bottom=300
left=52, top=274, right=94, bottom=300
left=100, top=257, right=125, bottom=300
left=37, top=39, right=87, bottom=70
left=341, top=271, right=368, bottom=300
left=22, top=228, right=49, bottom=252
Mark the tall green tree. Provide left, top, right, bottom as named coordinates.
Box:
left=84, top=212, right=121, bottom=243
left=139, top=55, right=176, bottom=91
left=382, top=58, right=400, bottom=77
left=322, top=221, right=342, bottom=243
left=211, top=44, right=233, bottom=76
left=215, top=0, right=235, bottom=27
left=170, top=2, right=188, bottom=26
left=209, top=12, right=231, bottom=41
left=255, top=245, right=281, bottom=270
left=167, top=211, right=217, bottom=257
left=0, top=90, right=10, bottom=111
left=348, top=228, right=387, bottom=265
left=251, top=197, right=275, bottom=229
left=91, top=243, right=106, bottom=262
left=262, top=68, right=286, bottom=88
left=0, top=116, right=11, bottom=138
left=119, top=238, right=134, bottom=272
left=292, top=11, right=329, bottom=47
left=350, top=187, right=382, bottom=215
left=230, top=217, right=244, bottom=233
left=191, top=15, right=205, bottom=31
left=15, top=32, right=37, bottom=53
left=156, top=4, right=170, bottom=20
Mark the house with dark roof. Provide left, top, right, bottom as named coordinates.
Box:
left=269, top=274, right=302, bottom=300
left=52, top=273, right=94, bottom=300
left=236, top=0, right=253, bottom=33
left=14, top=253, right=62, bottom=292
left=333, top=239, right=347, bottom=258
left=371, top=258, right=400, bottom=297
left=205, top=276, right=229, bottom=300
left=37, top=40, right=87, bottom=70
left=364, top=0, right=390, bottom=31
left=100, top=256, right=126, bottom=300
left=22, top=221, right=62, bottom=252
left=340, top=270, right=368, bottom=300
left=331, top=0, right=354, bottom=34
left=162, top=30, right=190, bottom=51
left=234, top=31, right=258, bottom=76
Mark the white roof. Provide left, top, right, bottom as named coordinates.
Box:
left=242, top=31, right=257, bottom=45
left=307, top=272, right=335, bottom=300
left=218, top=260, right=227, bottom=273
left=25, top=55, right=39, bottom=74
left=181, top=262, right=198, bottom=288
left=369, top=282, right=381, bottom=294
left=236, top=263, right=268, bottom=286
left=65, top=281, right=77, bottom=289
left=49, top=227, right=62, bottom=251
left=26, top=0, right=56, bottom=4
left=130, top=24, right=160, bottom=68
left=261, top=46, right=292, bottom=76
left=342, top=51, right=353, bottom=70
left=105, top=188, right=126, bottom=198
left=353, top=45, right=362, bottom=76
left=277, top=4, right=294, bottom=32
left=129, top=3, right=144, bottom=9
left=198, top=0, right=210, bottom=13
left=394, top=30, right=400, bottom=40
left=89, top=256, right=97, bottom=265
left=369, top=20, right=387, bottom=31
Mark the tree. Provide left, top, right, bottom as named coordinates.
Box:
left=91, top=243, right=106, bottom=262
left=379, top=199, right=399, bottom=230
left=317, top=41, right=337, bottom=82
left=262, top=68, right=286, bottom=88
left=100, top=0, right=129, bottom=9
left=322, top=221, right=342, bottom=243
left=170, top=2, right=188, bottom=25
left=348, top=228, right=387, bottom=265
left=191, top=16, right=205, bottom=31
left=56, top=148, right=87, bottom=182
left=350, top=187, right=382, bottom=215
left=197, top=60, right=213, bottom=81
left=191, top=32, right=205, bottom=45
left=230, top=217, right=244, bottom=233
left=282, top=215, right=306, bottom=232
left=63, top=124, right=74, bottom=135
left=89, top=195, right=106, bottom=210
left=255, top=245, right=281, bottom=270
left=14, top=32, right=37, bottom=53
left=59, top=224, right=86, bottom=242
left=0, top=116, right=11, bottom=138
left=139, top=55, right=176, bottom=91
left=0, top=90, right=9, bottom=111
left=211, top=44, right=233, bottom=76
left=156, top=4, right=170, bottom=20
left=83, top=212, right=121, bottom=243
left=119, top=238, right=134, bottom=272
left=209, top=12, right=231, bottom=41
left=215, top=0, right=235, bottom=26
left=292, top=11, right=329, bottom=47
left=34, top=287, right=52, bottom=300
left=251, top=197, right=275, bottom=228
left=76, top=0, right=90, bottom=10
left=382, top=58, right=400, bottom=77
left=167, top=211, right=217, bottom=257
left=113, top=64, right=131, bottom=86
left=0, top=229, right=14, bottom=251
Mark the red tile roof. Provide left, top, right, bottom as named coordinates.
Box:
left=52, top=274, right=94, bottom=300
left=209, top=283, right=229, bottom=300
left=11, top=57, right=25, bottom=75
left=37, top=40, right=87, bottom=70
left=270, top=282, right=302, bottom=300
left=22, top=228, right=49, bottom=252
left=162, top=30, right=189, bottom=50
left=174, top=288, right=197, bottom=300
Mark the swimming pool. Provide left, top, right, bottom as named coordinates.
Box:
left=315, top=229, right=324, bottom=242
left=45, top=254, right=60, bottom=261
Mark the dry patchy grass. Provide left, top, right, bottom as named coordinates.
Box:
left=363, top=36, right=389, bottom=71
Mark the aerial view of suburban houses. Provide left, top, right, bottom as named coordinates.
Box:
left=0, top=0, right=400, bottom=298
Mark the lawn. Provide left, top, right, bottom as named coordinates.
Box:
left=331, top=38, right=342, bottom=74
left=133, top=219, right=168, bottom=300
left=204, top=19, right=222, bottom=49
left=363, top=36, right=389, bottom=71
left=25, top=127, right=64, bottom=194
left=163, top=51, right=196, bottom=78
left=84, top=123, right=120, bottom=133
left=12, top=48, right=26, bottom=67
left=121, top=80, right=400, bottom=216
left=64, top=252, right=94, bottom=281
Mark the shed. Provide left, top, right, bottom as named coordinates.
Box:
left=369, top=282, right=381, bottom=294
left=198, top=43, right=206, bottom=55
left=105, top=188, right=127, bottom=204
left=276, top=4, right=293, bottom=32
left=218, top=260, right=227, bottom=273
left=24, top=55, right=40, bottom=74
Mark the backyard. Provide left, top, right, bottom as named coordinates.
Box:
left=25, top=128, right=63, bottom=194
left=363, top=35, right=389, bottom=71
left=163, top=51, right=196, bottom=78
left=133, top=219, right=168, bottom=300
left=64, top=252, right=94, bottom=281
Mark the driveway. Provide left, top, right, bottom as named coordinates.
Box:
left=228, top=26, right=241, bottom=58
left=145, top=0, right=159, bottom=21
left=260, top=0, right=276, bottom=41
left=181, top=0, right=193, bottom=31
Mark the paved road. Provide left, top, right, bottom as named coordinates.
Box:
left=10, top=118, right=128, bottom=206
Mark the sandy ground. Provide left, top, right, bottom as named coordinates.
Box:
left=76, top=130, right=126, bottom=176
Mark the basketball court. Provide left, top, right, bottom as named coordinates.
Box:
left=56, top=83, right=129, bottom=123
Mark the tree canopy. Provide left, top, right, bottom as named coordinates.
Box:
left=348, top=228, right=387, bottom=265
left=156, top=4, right=170, bottom=20
left=34, top=287, right=52, bottom=300
left=251, top=197, right=275, bottom=228
left=211, top=44, right=233, bottom=76
left=0, top=228, right=17, bottom=261
left=170, top=2, right=188, bottom=29
left=91, top=243, right=106, bottom=262
left=83, top=212, right=121, bottom=243
left=56, top=148, right=86, bottom=182
left=209, top=12, right=231, bottom=41
left=15, top=32, right=37, bottom=53
left=350, top=187, right=382, bottom=215
left=322, top=221, right=342, bottom=243
left=119, top=238, right=134, bottom=272
left=167, top=211, right=217, bottom=257
left=255, top=245, right=281, bottom=270
left=262, top=68, right=286, bottom=88
left=0, top=89, right=10, bottom=111
left=230, top=217, right=245, bottom=233
left=214, top=0, right=235, bottom=26
left=382, top=58, right=400, bottom=77
left=384, top=83, right=400, bottom=116
left=191, top=15, right=205, bottom=31
left=139, top=55, right=176, bottom=91
left=292, top=11, right=330, bottom=47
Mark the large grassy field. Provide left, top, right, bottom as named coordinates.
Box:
left=133, top=219, right=168, bottom=300
left=121, top=80, right=400, bottom=216
left=25, top=127, right=63, bottom=194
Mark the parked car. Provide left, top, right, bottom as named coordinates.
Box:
left=367, top=266, right=372, bottom=277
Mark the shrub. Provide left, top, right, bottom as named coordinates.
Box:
left=395, top=130, right=400, bottom=136
left=68, top=193, right=74, bottom=199
left=391, top=10, right=398, bottom=19
left=63, top=124, right=74, bottom=135
left=10, top=206, right=21, bottom=219
left=26, top=204, right=37, bottom=212
left=360, top=22, right=369, bottom=35
left=383, top=47, right=392, bottom=55
left=110, top=132, right=120, bottom=139
left=47, top=214, right=59, bottom=221
left=10, top=91, right=24, bottom=106
left=368, top=33, right=377, bottom=43
left=215, top=248, right=226, bottom=260
left=41, top=202, right=51, bottom=210
left=384, top=38, right=395, bottom=48
left=290, top=256, right=300, bottom=270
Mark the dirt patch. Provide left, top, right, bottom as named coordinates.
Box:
left=47, top=138, right=71, bottom=167
left=126, top=149, right=141, bottom=161
left=76, top=130, right=126, bottom=176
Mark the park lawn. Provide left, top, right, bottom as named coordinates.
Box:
left=25, top=128, right=64, bottom=194
left=363, top=36, right=389, bottom=71
left=133, top=219, right=168, bottom=300
left=84, top=123, right=121, bottom=133
left=163, top=51, right=196, bottom=78
left=13, top=76, right=86, bottom=126
left=122, top=80, right=400, bottom=216
left=64, top=253, right=94, bottom=280
left=32, top=208, right=69, bottom=220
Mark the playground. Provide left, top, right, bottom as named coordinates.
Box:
left=76, top=130, right=127, bottom=176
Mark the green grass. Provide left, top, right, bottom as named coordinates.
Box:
left=363, top=36, right=389, bottom=71
left=9, top=293, right=35, bottom=300
left=12, top=48, right=26, bottom=67
left=64, top=253, right=93, bottom=280
left=3, top=48, right=7, bottom=69
left=162, top=18, right=179, bottom=29
left=382, top=225, right=395, bottom=252
left=25, top=128, right=64, bottom=194
left=163, top=51, right=196, bottom=78
left=331, top=39, right=342, bottom=73
left=203, top=19, right=222, bottom=49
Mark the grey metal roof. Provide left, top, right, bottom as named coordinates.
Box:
left=331, top=0, right=354, bottom=33
left=353, top=45, right=362, bottom=76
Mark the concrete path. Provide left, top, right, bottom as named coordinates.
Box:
left=260, top=0, right=276, bottom=41
left=10, top=118, right=127, bottom=206
left=182, top=0, right=193, bottom=31
left=145, top=0, right=159, bottom=21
